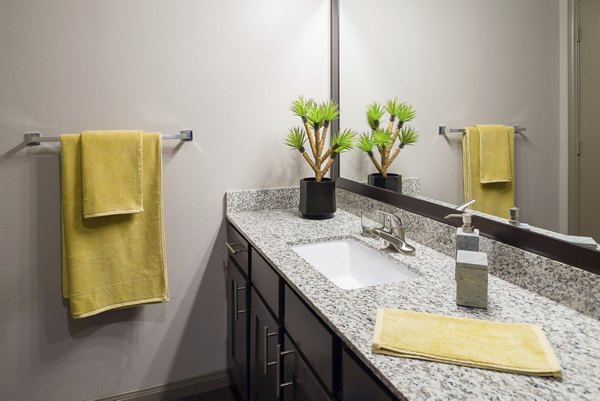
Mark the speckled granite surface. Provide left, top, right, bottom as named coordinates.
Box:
left=225, top=179, right=420, bottom=213
left=226, top=186, right=600, bottom=319
left=400, top=177, right=421, bottom=197
left=337, top=188, right=600, bottom=320
left=226, top=207, right=600, bottom=401
left=226, top=186, right=300, bottom=212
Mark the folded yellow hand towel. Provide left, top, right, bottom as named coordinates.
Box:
left=61, top=133, right=168, bottom=319
left=463, top=126, right=514, bottom=219
left=372, top=308, right=562, bottom=378
left=477, top=124, right=512, bottom=183
left=81, top=130, right=143, bottom=218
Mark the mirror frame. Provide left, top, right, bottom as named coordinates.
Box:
left=329, top=0, right=600, bottom=275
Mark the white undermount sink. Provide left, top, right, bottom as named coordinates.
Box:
left=291, top=238, right=417, bottom=290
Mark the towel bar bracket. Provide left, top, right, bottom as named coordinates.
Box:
left=183, top=129, right=193, bottom=141
left=25, top=132, right=43, bottom=146
left=162, top=130, right=194, bottom=142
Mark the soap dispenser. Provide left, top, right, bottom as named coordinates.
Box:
left=445, top=211, right=488, bottom=309
left=508, top=207, right=531, bottom=230
left=455, top=250, right=488, bottom=309
left=444, top=212, right=480, bottom=252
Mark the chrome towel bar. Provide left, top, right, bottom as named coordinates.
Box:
left=439, top=125, right=525, bottom=136
left=24, top=130, right=193, bottom=146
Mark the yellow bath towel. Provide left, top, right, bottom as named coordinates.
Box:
left=463, top=126, right=514, bottom=219
left=372, top=308, right=562, bottom=379
left=81, top=130, right=143, bottom=218
left=61, top=133, right=168, bottom=319
left=478, top=125, right=512, bottom=183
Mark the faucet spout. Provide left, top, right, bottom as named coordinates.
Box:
left=367, top=227, right=416, bottom=254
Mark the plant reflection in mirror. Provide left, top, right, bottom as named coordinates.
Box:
left=357, top=98, right=419, bottom=177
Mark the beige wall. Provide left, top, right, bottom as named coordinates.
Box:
left=0, top=1, right=329, bottom=400
left=340, top=0, right=566, bottom=231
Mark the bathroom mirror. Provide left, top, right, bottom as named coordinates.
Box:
left=336, top=0, right=600, bottom=252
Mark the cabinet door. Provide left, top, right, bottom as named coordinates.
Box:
left=281, top=334, right=332, bottom=401
left=342, top=348, right=398, bottom=401
left=251, top=249, right=281, bottom=318
left=227, top=259, right=250, bottom=401
left=284, top=285, right=334, bottom=392
left=249, top=289, right=280, bottom=401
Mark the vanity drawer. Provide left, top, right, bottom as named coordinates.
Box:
left=342, top=348, right=397, bottom=401
left=251, top=248, right=281, bottom=319
left=227, top=223, right=249, bottom=276
left=284, top=285, right=334, bottom=393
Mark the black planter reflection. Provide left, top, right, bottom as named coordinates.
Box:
left=368, top=173, right=402, bottom=193
left=299, top=178, right=336, bottom=220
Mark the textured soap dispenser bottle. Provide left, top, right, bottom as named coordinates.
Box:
left=445, top=211, right=488, bottom=309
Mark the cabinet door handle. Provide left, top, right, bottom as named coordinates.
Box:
left=263, top=326, right=278, bottom=375
left=233, top=282, right=246, bottom=320
left=226, top=242, right=247, bottom=255
left=275, top=344, right=295, bottom=397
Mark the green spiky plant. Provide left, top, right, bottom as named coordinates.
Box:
left=285, top=96, right=357, bottom=181
left=357, top=98, right=418, bottom=177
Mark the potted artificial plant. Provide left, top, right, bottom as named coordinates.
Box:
left=285, top=96, right=356, bottom=219
left=357, top=99, right=419, bottom=193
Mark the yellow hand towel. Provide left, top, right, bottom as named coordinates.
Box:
left=81, top=130, right=143, bottom=218
left=61, top=133, right=168, bottom=319
left=372, top=308, right=562, bottom=379
left=478, top=124, right=512, bottom=183
left=463, top=126, right=514, bottom=219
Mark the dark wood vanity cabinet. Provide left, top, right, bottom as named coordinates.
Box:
left=342, top=348, right=398, bottom=401
left=227, top=256, right=249, bottom=401
left=226, top=221, right=399, bottom=401
left=283, top=285, right=335, bottom=393
left=281, top=333, right=333, bottom=401
left=249, top=288, right=280, bottom=401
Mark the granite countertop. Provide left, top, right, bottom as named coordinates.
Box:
left=226, top=208, right=600, bottom=401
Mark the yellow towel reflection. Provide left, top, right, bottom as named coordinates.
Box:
left=463, top=126, right=514, bottom=218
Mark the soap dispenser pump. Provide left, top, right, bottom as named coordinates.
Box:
left=508, top=207, right=531, bottom=230
left=445, top=212, right=480, bottom=252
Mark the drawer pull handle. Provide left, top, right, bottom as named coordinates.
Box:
left=275, top=344, right=295, bottom=397
left=233, top=282, right=246, bottom=320
left=263, top=326, right=278, bottom=375
left=226, top=242, right=247, bottom=255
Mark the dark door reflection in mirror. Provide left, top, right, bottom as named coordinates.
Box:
left=334, top=0, right=600, bottom=253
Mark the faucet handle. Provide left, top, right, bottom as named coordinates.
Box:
left=377, top=211, right=403, bottom=229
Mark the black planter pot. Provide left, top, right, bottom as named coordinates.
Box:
left=368, top=173, right=402, bottom=193
left=299, top=178, right=336, bottom=220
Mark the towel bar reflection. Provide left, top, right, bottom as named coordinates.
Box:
left=24, top=130, right=194, bottom=146
left=438, top=126, right=525, bottom=136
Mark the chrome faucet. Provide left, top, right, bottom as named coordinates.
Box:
left=361, top=211, right=416, bottom=254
